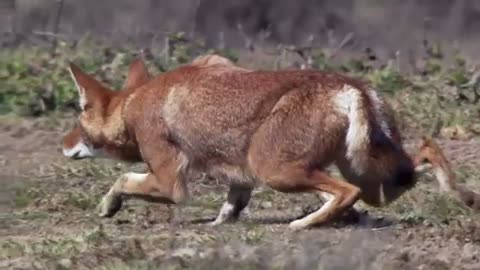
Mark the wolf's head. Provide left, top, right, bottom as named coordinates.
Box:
left=62, top=58, right=150, bottom=160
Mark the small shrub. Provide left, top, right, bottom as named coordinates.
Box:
left=366, top=65, right=409, bottom=94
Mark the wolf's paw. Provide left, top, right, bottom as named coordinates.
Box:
left=98, top=193, right=123, bottom=218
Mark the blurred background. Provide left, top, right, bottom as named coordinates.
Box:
left=3, top=0, right=480, bottom=60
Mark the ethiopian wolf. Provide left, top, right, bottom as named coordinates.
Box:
left=63, top=54, right=417, bottom=230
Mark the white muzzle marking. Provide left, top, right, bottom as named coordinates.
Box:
left=414, top=163, right=433, bottom=175
left=63, top=141, right=99, bottom=159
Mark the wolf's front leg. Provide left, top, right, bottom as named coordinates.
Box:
left=98, top=172, right=188, bottom=217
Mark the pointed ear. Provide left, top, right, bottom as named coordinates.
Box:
left=68, top=62, right=106, bottom=110
left=122, top=58, right=151, bottom=90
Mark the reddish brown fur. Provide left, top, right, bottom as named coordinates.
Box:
left=62, top=58, right=151, bottom=162
left=62, top=55, right=242, bottom=162
left=414, top=137, right=480, bottom=211
left=65, top=54, right=417, bottom=229
left=62, top=126, right=83, bottom=150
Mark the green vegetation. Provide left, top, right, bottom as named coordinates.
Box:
left=1, top=34, right=479, bottom=138
left=12, top=186, right=44, bottom=208
left=0, top=33, right=238, bottom=117
left=2, top=34, right=480, bottom=270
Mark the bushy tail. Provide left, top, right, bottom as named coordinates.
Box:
left=334, top=85, right=391, bottom=175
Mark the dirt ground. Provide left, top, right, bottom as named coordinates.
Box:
left=1, top=115, right=480, bottom=270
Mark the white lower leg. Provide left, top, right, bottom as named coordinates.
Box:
left=209, top=185, right=252, bottom=226
left=110, top=172, right=149, bottom=198
left=321, top=191, right=364, bottom=213
left=289, top=192, right=337, bottom=230
left=209, top=202, right=236, bottom=226
left=98, top=173, right=148, bottom=217
left=318, top=191, right=334, bottom=202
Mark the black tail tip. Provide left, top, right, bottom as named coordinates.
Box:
left=393, top=163, right=416, bottom=188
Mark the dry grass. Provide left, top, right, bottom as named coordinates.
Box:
left=1, top=37, right=480, bottom=269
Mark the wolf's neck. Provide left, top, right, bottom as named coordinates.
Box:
left=100, top=90, right=139, bottom=148
left=433, top=166, right=456, bottom=192
left=429, top=153, right=460, bottom=194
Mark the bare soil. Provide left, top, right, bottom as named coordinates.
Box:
left=1, top=116, right=480, bottom=270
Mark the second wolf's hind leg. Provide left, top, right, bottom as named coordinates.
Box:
left=209, top=184, right=252, bottom=226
